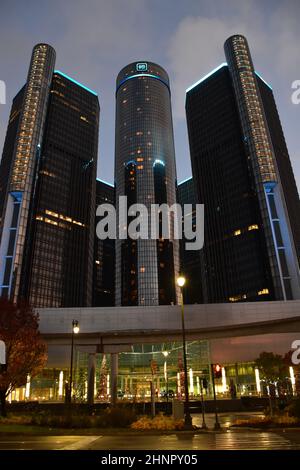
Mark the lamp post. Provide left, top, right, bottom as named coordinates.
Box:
left=68, top=319, right=79, bottom=403
left=177, top=276, right=193, bottom=428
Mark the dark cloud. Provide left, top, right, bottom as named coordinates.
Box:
left=0, top=0, right=299, bottom=188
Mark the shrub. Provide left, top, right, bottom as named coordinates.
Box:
left=0, top=414, right=32, bottom=425
left=288, top=399, right=300, bottom=419
left=31, top=411, right=92, bottom=428
left=29, top=406, right=136, bottom=428
left=100, top=406, right=137, bottom=428
left=233, top=414, right=299, bottom=428
left=131, top=413, right=184, bottom=431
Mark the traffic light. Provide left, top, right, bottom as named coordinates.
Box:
left=213, top=363, right=222, bottom=379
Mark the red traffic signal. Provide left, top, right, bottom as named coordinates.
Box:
left=213, top=363, right=222, bottom=379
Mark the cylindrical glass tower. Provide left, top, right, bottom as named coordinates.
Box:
left=115, top=61, right=179, bottom=306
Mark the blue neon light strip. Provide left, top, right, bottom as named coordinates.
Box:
left=96, top=178, right=114, bottom=188
left=125, top=160, right=137, bottom=167
left=255, top=71, right=272, bottom=90
left=264, top=181, right=277, bottom=193
left=153, top=159, right=165, bottom=167
left=178, top=176, right=192, bottom=186
left=54, top=70, right=98, bottom=96
left=116, top=73, right=170, bottom=93
left=186, top=63, right=228, bottom=93
left=10, top=191, right=23, bottom=202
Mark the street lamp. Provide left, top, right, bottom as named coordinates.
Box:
left=176, top=275, right=193, bottom=428
left=68, top=319, right=79, bottom=403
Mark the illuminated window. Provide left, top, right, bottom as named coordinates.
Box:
left=45, top=209, right=59, bottom=218
left=248, top=224, right=259, bottom=231
left=234, top=229, right=241, bottom=236
left=140, top=267, right=145, bottom=273
left=258, top=288, right=269, bottom=296
left=44, top=210, right=84, bottom=227
left=44, top=218, right=58, bottom=226
left=229, top=293, right=246, bottom=302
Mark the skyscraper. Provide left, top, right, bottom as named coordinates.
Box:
left=0, top=45, right=99, bottom=307
left=177, top=177, right=202, bottom=304
left=94, top=179, right=115, bottom=307
left=185, top=35, right=300, bottom=303
left=115, top=62, right=179, bottom=306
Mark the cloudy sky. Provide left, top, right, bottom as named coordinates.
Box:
left=0, top=0, right=299, bottom=189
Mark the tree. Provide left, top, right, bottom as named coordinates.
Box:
left=255, top=351, right=288, bottom=416
left=97, top=354, right=108, bottom=400
left=255, top=351, right=287, bottom=383
left=283, top=350, right=300, bottom=396
left=0, top=297, right=47, bottom=416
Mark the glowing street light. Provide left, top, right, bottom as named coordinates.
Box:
left=176, top=275, right=193, bottom=428
left=67, top=319, right=79, bottom=403
left=177, top=276, right=186, bottom=288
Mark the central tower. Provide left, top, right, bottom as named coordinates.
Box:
left=115, top=61, right=179, bottom=306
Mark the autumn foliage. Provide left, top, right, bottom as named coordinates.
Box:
left=0, top=297, right=47, bottom=416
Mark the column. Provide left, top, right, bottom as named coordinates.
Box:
left=110, top=353, right=119, bottom=406
left=87, top=353, right=96, bottom=405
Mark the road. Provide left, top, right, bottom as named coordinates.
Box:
left=0, top=413, right=300, bottom=450
left=1, top=431, right=300, bottom=450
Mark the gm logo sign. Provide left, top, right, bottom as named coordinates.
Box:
left=136, top=63, right=148, bottom=72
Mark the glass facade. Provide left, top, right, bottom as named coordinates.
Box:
left=75, top=341, right=211, bottom=401
left=7, top=340, right=211, bottom=403
left=177, top=177, right=202, bottom=304
left=115, top=62, right=179, bottom=306
left=224, top=35, right=300, bottom=300
left=19, top=71, right=99, bottom=307
left=0, top=44, right=100, bottom=307
left=94, top=179, right=115, bottom=306
left=10, top=342, right=298, bottom=403
left=185, top=35, right=300, bottom=303
left=224, top=35, right=284, bottom=300
left=186, top=65, right=274, bottom=303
